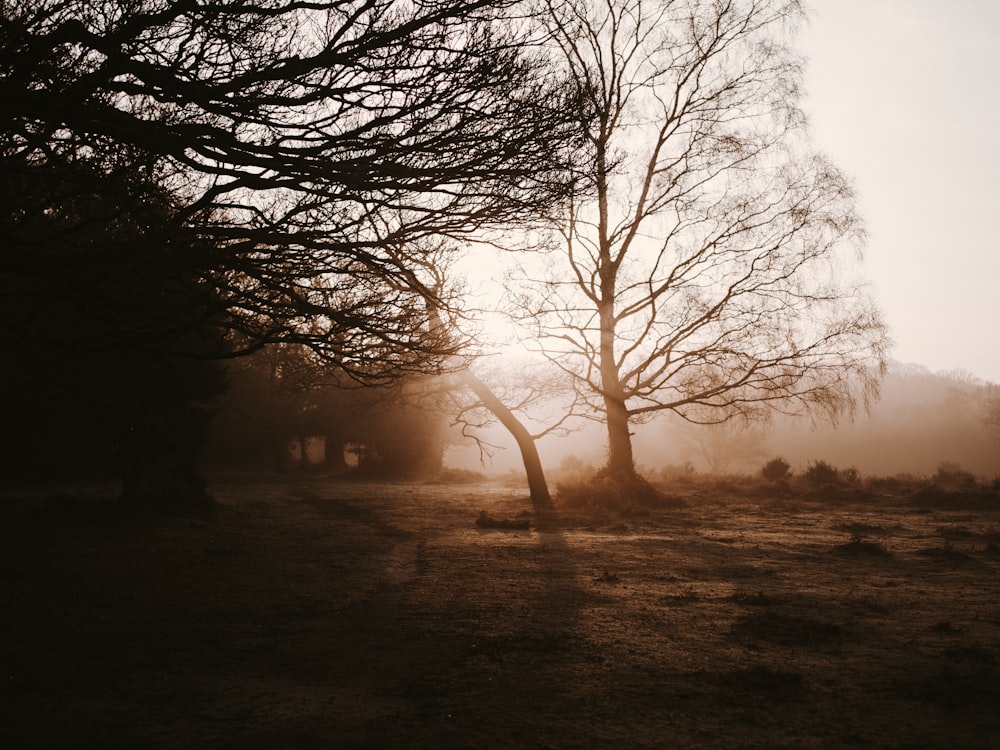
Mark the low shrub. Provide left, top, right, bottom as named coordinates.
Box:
left=659, top=461, right=697, bottom=482
left=803, top=460, right=839, bottom=487
left=556, top=454, right=597, bottom=483
left=760, top=457, right=791, bottom=482
left=865, top=474, right=922, bottom=497
left=933, top=461, right=977, bottom=490
left=908, top=484, right=1000, bottom=510
left=557, top=469, right=682, bottom=513
left=841, top=466, right=861, bottom=485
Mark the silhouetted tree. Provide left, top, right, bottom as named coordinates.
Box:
left=424, top=299, right=576, bottom=507
left=349, top=383, right=452, bottom=478
left=205, top=343, right=337, bottom=472
left=2, top=0, right=583, bottom=378
left=513, top=0, right=888, bottom=483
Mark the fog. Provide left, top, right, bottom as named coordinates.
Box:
left=447, top=362, right=1000, bottom=480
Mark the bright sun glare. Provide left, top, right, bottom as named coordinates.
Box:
left=473, top=310, right=536, bottom=362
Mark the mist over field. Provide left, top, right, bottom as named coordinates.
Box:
left=4, top=1, right=999, bottom=747
left=445, top=362, right=1000, bottom=481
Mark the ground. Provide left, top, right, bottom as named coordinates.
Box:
left=2, top=475, right=999, bottom=749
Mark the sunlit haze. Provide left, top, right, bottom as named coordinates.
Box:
left=6, top=5, right=1000, bottom=745
left=802, top=0, right=1000, bottom=383
left=448, top=1, right=1000, bottom=476
left=461, top=3, right=1000, bottom=384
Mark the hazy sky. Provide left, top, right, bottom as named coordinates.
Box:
left=800, top=0, right=1000, bottom=383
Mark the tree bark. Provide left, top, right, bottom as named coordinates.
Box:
left=118, top=410, right=146, bottom=502
left=602, top=388, right=635, bottom=477
left=598, top=308, right=635, bottom=477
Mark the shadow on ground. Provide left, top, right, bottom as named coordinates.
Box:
left=2, top=476, right=999, bottom=749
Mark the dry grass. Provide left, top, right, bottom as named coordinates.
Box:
left=1, top=473, right=999, bottom=748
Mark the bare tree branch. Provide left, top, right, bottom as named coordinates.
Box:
left=1, top=0, right=584, bottom=379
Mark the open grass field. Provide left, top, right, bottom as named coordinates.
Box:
left=2, top=474, right=999, bottom=749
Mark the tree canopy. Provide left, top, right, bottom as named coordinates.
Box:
left=2, top=0, right=583, bottom=378
left=0, top=144, right=226, bottom=500
left=0, top=0, right=587, bottom=500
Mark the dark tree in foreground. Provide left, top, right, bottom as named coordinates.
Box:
left=1, top=0, right=586, bottom=501
left=0, top=148, right=226, bottom=501
left=513, top=0, right=888, bottom=483
left=2, top=0, right=583, bottom=379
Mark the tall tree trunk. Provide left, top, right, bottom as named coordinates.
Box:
left=120, top=435, right=141, bottom=501
left=599, top=305, right=635, bottom=477
left=119, top=409, right=146, bottom=502
left=603, top=391, right=634, bottom=476
left=596, top=134, right=635, bottom=478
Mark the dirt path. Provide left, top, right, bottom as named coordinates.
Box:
left=2, top=476, right=999, bottom=748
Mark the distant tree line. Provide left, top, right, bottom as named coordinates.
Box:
left=205, top=344, right=453, bottom=479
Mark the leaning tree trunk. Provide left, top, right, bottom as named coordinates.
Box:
left=458, top=369, right=552, bottom=510
left=424, top=301, right=552, bottom=510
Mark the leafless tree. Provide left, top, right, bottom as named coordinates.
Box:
left=512, top=0, right=889, bottom=480
left=2, top=0, right=583, bottom=379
